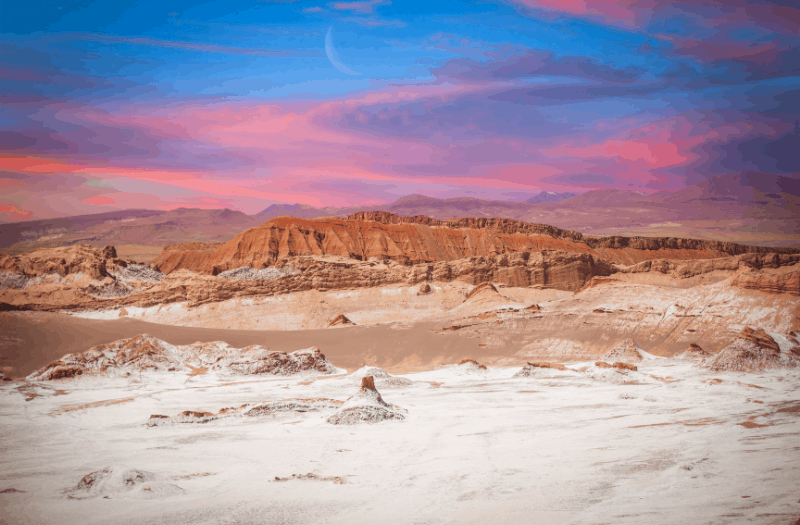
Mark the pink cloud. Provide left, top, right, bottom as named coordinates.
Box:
left=82, top=195, right=117, bottom=206
left=0, top=205, right=32, bottom=219
left=545, top=116, right=751, bottom=171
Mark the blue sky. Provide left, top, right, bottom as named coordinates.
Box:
left=2, top=0, right=799, bottom=219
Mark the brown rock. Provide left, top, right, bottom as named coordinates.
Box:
left=361, top=376, right=376, bottom=391
left=612, top=362, right=637, bottom=371
left=595, top=361, right=612, bottom=368
left=465, top=282, right=498, bottom=301
left=458, top=358, right=487, bottom=370
left=740, top=327, right=780, bottom=354
left=328, top=314, right=356, bottom=328
left=178, top=411, right=215, bottom=419
left=417, top=282, right=432, bottom=294
left=526, top=361, right=568, bottom=371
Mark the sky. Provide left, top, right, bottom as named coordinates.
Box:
left=1, top=0, right=799, bottom=220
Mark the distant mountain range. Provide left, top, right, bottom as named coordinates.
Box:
left=524, top=191, right=578, bottom=204
left=1, top=173, right=798, bottom=253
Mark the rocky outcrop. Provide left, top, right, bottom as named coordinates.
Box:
left=67, top=466, right=184, bottom=500
left=459, top=282, right=518, bottom=310
left=704, top=327, right=797, bottom=372
left=465, top=282, right=498, bottom=301
left=513, top=361, right=576, bottom=377
left=27, top=335, right=338, bottom=380
left=456, top=358, right=488, bottom=373
left=739, top=327, right=781, bottom=353
left=326, top=376, right=405, bottom=425
left=600, top=340, right=644, bottom=363
left=731, top=257, right=800, bottom=296
left=151, top=243, right=222, bottom=274
left=679, top=343, right=712, bottom=359
left=328, top=314, right=356, bottom=328
left=0, top=245, right=127, bottom=280
left=595, top=361, right=637, bottom=370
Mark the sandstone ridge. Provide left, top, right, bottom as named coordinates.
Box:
left=154, top=213, right=798, bottom=275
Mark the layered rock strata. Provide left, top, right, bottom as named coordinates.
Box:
left=156, top=213, right=798, bottom=275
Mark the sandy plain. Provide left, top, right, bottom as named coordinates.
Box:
left=2, top=356, right=800, bottom=525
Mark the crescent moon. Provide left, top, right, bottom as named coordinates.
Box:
left=325, top=26, right=361, bottom=76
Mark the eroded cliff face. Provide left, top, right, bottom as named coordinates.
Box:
left=619, top=253, right=800, bottom=296
left=152, top=243, right=221, bottom=275
left=196, top=217, right=601, bottom=275
left=0, top=251, right=616, bottom=311
left=2, top=243, right=799, bottom=312
left=152, top=214, right=797, bottom=275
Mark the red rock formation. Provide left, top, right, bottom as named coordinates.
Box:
left=361, top=375, right=377, bottom=391
left=152, top=243, right=221, bottom=274
left=739, top=327, right=780, bottom=354
left=152, top=213, right=795, bottom=276
left=3, top=212, right=799, bottom=313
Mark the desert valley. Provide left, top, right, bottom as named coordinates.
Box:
left=4, top=0, right=800, bottom=521
left=1, top=201, right=799, bottom=524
